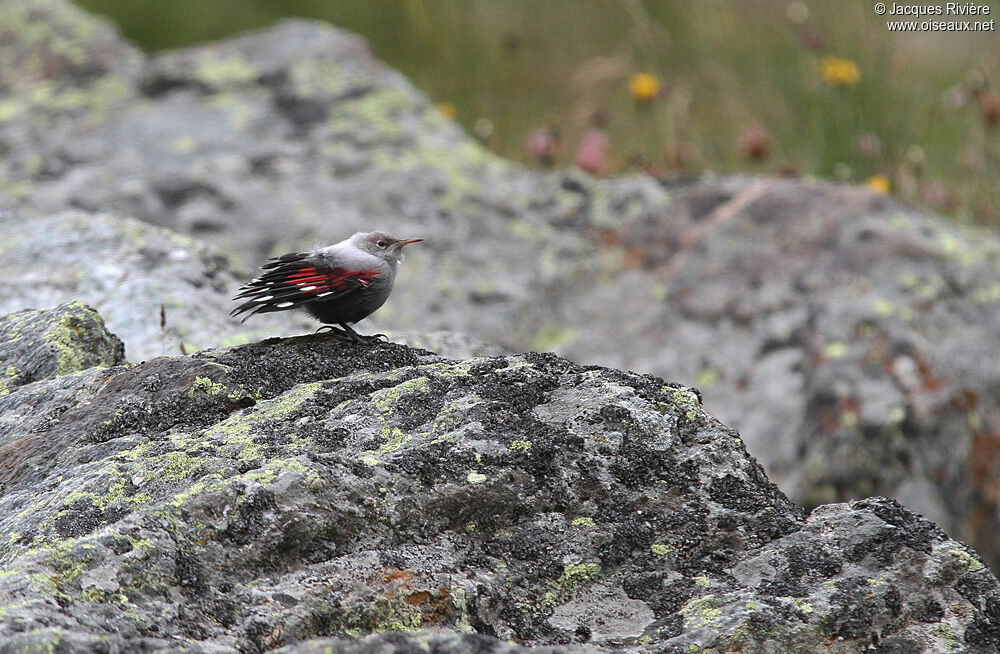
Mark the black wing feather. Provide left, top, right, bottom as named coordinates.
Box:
left=231, top=252, right=378, bottom=322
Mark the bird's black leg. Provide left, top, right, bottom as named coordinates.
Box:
left=338, top=323, right=364, bottom=343
left=316, top=324, right=353, bottom=340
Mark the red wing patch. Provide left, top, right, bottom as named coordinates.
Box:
left=231, top=252, right=381, bottom=322
left=283, top=268, right=379, bottom=294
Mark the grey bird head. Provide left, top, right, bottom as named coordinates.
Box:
left=353, top=231, right=423, bottom=264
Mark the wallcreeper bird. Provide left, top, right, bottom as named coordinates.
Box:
left=231, top=231, right=423, bottom=341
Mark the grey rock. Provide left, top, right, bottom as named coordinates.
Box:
left=0, top=208, right=314, bottom=361
left=383, top=330, right=509, bottom=359
left=1, top=0, right=1000, bottom=574
left=0, top=317, right=998, bottom=653
left=548, top=584, right=656, bottom=642
left=279, top=632, right=595, bottom=654
left=0, top=0, right=140, bottom=96
left=0, top=300, right=124, bottom=394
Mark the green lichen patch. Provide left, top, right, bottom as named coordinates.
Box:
left=324, top=585, right=472, bottom=637
left=780, top=596, right=813, bottom=613
left=415, top=360, right=481, bottom=378
left=366, top=427, right=413, bottom=458
left=0, top=301, right=124, bottom=389
left=555, top=562, right=600, bottom=596
left=0, top=364, right=18, bottom=395
left=203, top=380, right=322, bottom=456
left=933, top=622, right=960, bottom=652
left=649, top=543, right=672, bottom=556
left=823, top=341, right=849, bottom=360
left=186, top=375, right=226, bottom=398
left=192, top=53, right=260, bottom=89
left=326, top=368, right=496, bottom=465
left=371, top=376, right=430, bottom=415
left=934, top=542, right=986, bottom=574
left=680, top=594, right=724, bottom=629
left=328, top=83, right=417, bottom=145
left=287, top=57, right=354, bottom=100
left=168, top=456, right=308, bottom=508
left=671, top=387, right=703, bottom=422
left=15, top=538, right=100, bottom=601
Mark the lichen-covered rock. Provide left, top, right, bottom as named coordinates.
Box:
left=277, top=632, right=593, bottom=654
left=0, top=203, right=496, bottom=365
left=1, top=326, right=998, bottom=653
left=0, top=300, right=124, bottom=394
left=0, top=207, right=314, bottom=361
left=0, top=8, right=614, bottom=348
left=0, top=0, right=140, bottom=95
left=624, top=180, right=1000, bottom=572
left=2, top=0, right=1000, bottom=574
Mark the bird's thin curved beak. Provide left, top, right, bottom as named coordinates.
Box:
left=395, top=238, right=423, bottom=247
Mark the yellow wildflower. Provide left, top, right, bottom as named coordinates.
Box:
left=866, top=175, right=890, bottom=194
left=436, top=102, right=456, bottom=120
left=628, top=72, right=661, bottom=102
left=819, top=56, right=860, bottom=86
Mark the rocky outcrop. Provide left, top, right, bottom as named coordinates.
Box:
left=1, top=0, right=1000, bottom=574
left=278, top=633, right=591, bottom=654
left=0, top=313, right=998, bottom=653
left=623, top=179, right=1000, bottom=560
left=0, top=204, right=314, bottom=362
left=0, top=300, right=124, bottom=394
left=0, top=202, right=499, bottom=363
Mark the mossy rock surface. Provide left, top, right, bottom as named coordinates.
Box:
left=0, top=314, right=998, bottom=653
left=2, top=0, right=1000, bottom=584
left=0, top=300, right=124, bottom=394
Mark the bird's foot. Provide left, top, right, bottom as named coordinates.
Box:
left=316, top=325, right=355, bottom=341
left=320, top=323, right=388, bottom=344
left=336, top=323, right=367, bottom=344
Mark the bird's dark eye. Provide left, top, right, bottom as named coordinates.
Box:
left=377, top=241, right=387, bottom=248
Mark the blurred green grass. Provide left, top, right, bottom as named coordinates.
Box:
left=77, top=0, right=1000, bottom=225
